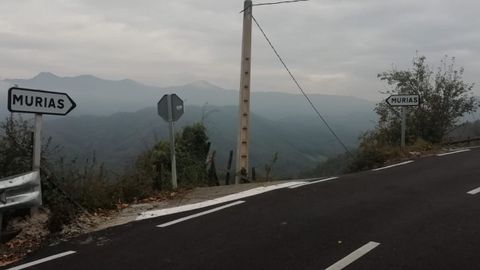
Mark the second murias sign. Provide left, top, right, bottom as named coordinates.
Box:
left=386, top=94, right=420, bottom=107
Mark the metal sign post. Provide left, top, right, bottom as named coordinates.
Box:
left=386, top=94, right=420, bottom=148
left=158, top=94, right=184, bottom=189
left=167, top=95, right=178, bottom=189
left=400, top=107, right=406, bottom=148
left=32, top=114, right=43, bottom=211
left=33, top=114, right=42, bottom=171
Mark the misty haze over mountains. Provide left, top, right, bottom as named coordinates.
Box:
left=1, top=73, right=377, bottom=177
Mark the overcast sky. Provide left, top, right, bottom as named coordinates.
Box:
left=1, top=0, right=479, bottom=101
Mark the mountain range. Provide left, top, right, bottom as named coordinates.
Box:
left=1, top=73, right=377, bottom=178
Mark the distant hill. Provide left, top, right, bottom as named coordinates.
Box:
left=2, top=72, right=375, bottom=120
left=1, top=73, right=378, bottom=177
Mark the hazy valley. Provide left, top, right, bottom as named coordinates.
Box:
left=1, top=73, right=377, bottom=178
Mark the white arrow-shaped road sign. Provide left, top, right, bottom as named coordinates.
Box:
left=8, top=87, right=76, bottom=116
left=386, top=94, right=420, bottom=107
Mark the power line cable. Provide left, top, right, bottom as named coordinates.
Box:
left=240, top=0, right=308, bottom=13
left=253, top=0, right=308, bottom=7
left=251, top=15, right=354, bottom=157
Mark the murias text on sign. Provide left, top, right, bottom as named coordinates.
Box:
left=12, top=94, right=66, bottom=109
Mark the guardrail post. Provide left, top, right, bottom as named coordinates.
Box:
left=0, top=213, right=3, bottom=242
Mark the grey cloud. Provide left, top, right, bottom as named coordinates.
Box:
left=0, top=0, right=479, bottom=100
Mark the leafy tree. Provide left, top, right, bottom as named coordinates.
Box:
left=376, top=55, right=478, bottom=144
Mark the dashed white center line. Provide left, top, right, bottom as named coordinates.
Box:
left=325, top=241, right=380, bottom=270
left=372, top=160, right=413, bottom=171
left=7, top=251, right=76, bottom=270
left=289, top=177, right=339, bottom=189
left=157, top=200, right=245, bottom=228
left=437, top=149, right=471, bottom=156
left=467, top=186, right=480, bottom=195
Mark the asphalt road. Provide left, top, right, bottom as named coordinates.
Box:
left=4, top=147, right=480, bottom=270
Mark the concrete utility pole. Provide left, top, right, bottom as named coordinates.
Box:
left=235, top=0, right=253, bottom=184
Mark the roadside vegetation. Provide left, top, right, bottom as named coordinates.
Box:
left=0, top=118, right=221, bottom=250
left=305, top=55, right=479, bottom=178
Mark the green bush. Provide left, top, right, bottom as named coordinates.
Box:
left=133, top=123, right=211, bottom=189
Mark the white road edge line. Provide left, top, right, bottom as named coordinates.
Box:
left=291, top=177, right=323, bottom=182
left=289, top=177, right=339, bottom=189
left=137, top=181, right=302, bottom=221
left=467, top=186, right=480, bottom=195
left=372, top=160, right=413, bottom=171
left=7, top=251, right=76, bottom=270
left=157, top=200, right=245, bottom=228
left=325, top=241, right=380, bottom=270
left=437, top=149, right=471, bottom=156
